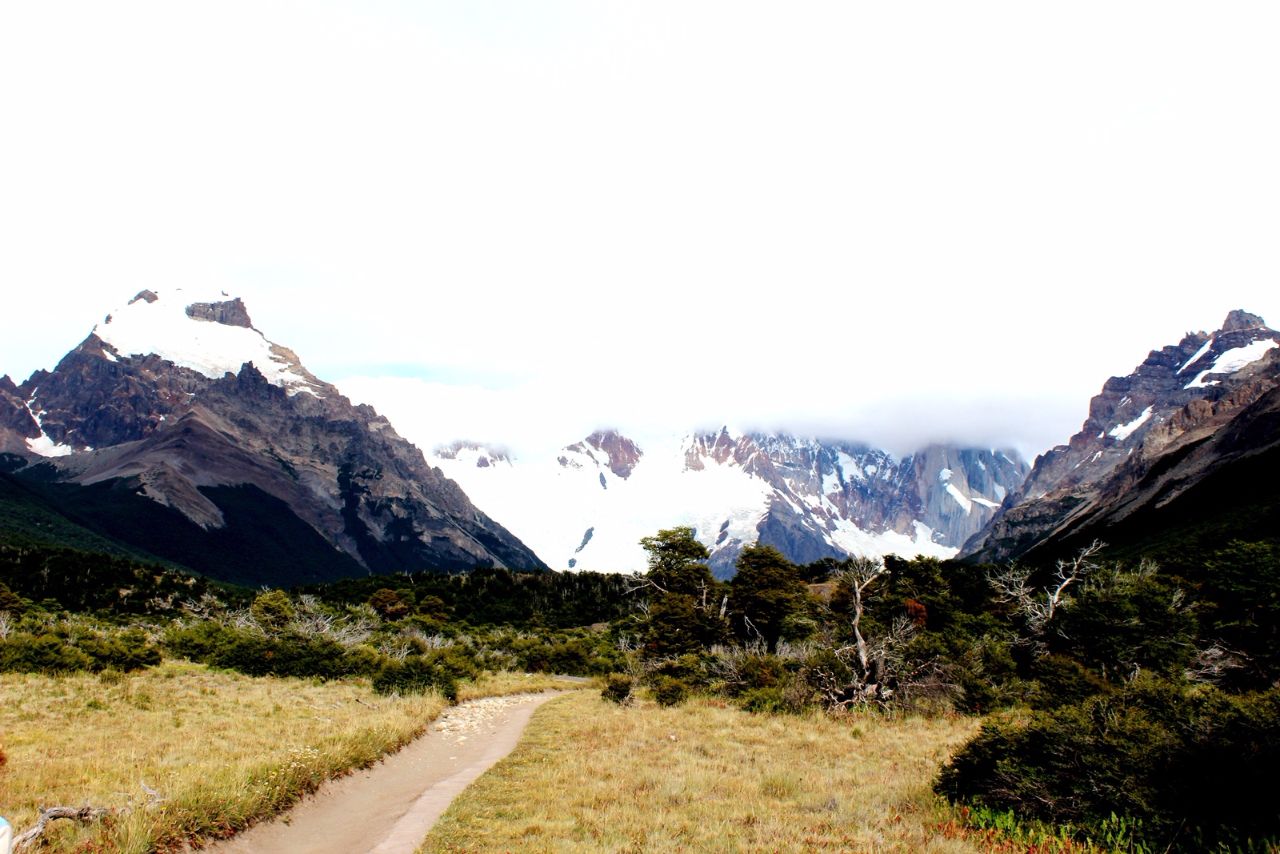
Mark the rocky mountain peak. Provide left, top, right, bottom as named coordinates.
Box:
left=964, top=310, right=1280, bottom=562
left=0, top=289, right=546, bottom=581
left=88, top=288, right=324, bottom=398
left=559, top=429, right=644, bottom=482
left=1221, top=309, right=1266, bottom=332
left=579, top=430, right=643, bottom=479
left=439, top=427, right=1027, bottom=575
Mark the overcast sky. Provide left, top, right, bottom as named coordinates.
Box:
left=3, top=2, right=1279, bottom=462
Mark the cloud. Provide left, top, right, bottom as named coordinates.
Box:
left=2, top=3, right=1280, bottom=461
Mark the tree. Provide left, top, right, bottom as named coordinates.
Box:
left=728, top=544, right=808, bottom=653
left=638, top=526, right=717, bottom=601
left=633, top=527, right=726, bottom=658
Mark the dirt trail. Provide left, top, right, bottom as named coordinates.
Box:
left=202, top=692, right=562, bottom=854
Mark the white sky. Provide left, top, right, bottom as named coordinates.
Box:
left=2, top=2, right=1279, bottom=462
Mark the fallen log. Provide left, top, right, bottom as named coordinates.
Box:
left=13, top=805, right=111, bottom=851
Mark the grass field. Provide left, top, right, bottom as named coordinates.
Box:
left=422, top=691, right=984, bottom=853
left=0, top=663, right=575, bottom=853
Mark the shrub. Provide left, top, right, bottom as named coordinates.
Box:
left=601, top=674, right=633, bottom=704
left=936, top=675, right=1280, bottom=851
left=738, top=686, right=788, bottom=713
left=368, top=588, right=410, bottom=620
left=650, top=653, right=710, bottom=688
left=1027, top=654, right=1110, bottom=710
left=165, top=621, right=351, bottom=679
left=250, top=590, right=295, bottom=632
left=507, top=633, right=623, bottom=676
left=78, top=628, right=162, bottom=672
left=0, top=580, right=25, bottom=613
left=371, top=648, right=478, bottom=701
left=652, top=675, right=689, bottom=707
left=0, top=632, right=93, bottom=673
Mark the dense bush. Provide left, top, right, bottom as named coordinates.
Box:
left=936, top=675, right=1280, bottom=851
left=651, top=675, right=689, bottom=707
left=1045, top=567, right=1196, bottom=681
left=165, top=622, right=354, bottom=679
left=371, top=648, right=479, bottom=701
left=649, top=653, right=711, bottom=688
left=306, top=566, right=637, bottom=629
left=487, top=626, right=628, bottom=676
left=0, top=631, right=93, bottom=673
left=77, top=627, right=162, bottom=672
left=601, top=674, right=633, bottom=704
left=0, top=624, right=162, bottom=674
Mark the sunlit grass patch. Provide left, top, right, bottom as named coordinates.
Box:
left=457, top=671, right=591, bottom=701
left=423, top=692, right=983, bottom=853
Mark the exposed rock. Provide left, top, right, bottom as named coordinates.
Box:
left=0, top=374, right=40, bottom=454
left=185, top=298, right=254, bottom=328
left=565, top=430, right=643, bottom=479
left=434, top=441, right=512, bottom=467
left=1223, top=309, right=1266, bottom=332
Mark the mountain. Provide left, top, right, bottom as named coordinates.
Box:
left=0, top=288, right=545, bottom=585
left=964, top=310, right=1280, bottom=564
left=433, top=429, right=1027, bottom=576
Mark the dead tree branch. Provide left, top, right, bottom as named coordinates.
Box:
left=990, top=541, right=1105, bottom=638
left=13, top=806, right=112, bottom=851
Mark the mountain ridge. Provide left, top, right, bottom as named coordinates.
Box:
left=964, top=309, right=1280, bottom=563
left=434, top=428, right=1027, bottom=576
left=0, top=289, right=546, bottom=583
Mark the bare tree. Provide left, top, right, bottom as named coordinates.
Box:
left=801, top=556, right=917, bottom=709
left=1186, top=641, right=1248, bottom=685
left=990, top=541, right=1105, bottom=638
left=832, top=556, right=889, bottom=680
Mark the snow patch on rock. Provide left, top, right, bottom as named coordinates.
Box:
left=1109, top=405, right=1154, bottom=441
left=1185, top=339, right=1278, bottom=389
left=93, top=288, right=320, bottom=396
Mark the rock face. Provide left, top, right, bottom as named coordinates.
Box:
left=0, top=375, right=40, bottom=454
left=964, top=310, right=1280, bottom=563
left=565, top=430, right=642, bottom=479
left=0, top=289, right=545, bottom=582
left=185, top=297, right=254, bottom=328
left=433, top=428, right=1027, bottom=577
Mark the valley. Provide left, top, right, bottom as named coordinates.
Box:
left=5, top=4, right=1279, bottom=851
left=1, top=294, right=1278, bottom=853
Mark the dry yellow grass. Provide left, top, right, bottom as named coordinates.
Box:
left=422, top=691, right=985, bottom=853
left=0, top=662, right=579, bottom=853
left=458, top=672, right=592, bottom=701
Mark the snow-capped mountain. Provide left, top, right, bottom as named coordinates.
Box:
left=433, top=429, right=1027, bottom=576
left=964, top=310, right=1280, bottom=563
left=0, top=289, right=545, bottom=584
